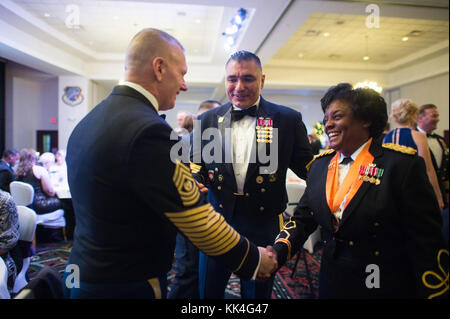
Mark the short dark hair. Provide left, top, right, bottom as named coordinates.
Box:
left=2, top=149, right=18, bottom=159
left=320, top=83, right=387, bottom=138
left=198, top=100, right=221, bottom=111
left=226, top=51, right=262, bottom=69
left=418, top=103, right=437, bottom=116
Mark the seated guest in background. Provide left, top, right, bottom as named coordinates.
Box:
left=178, top=113, right=194, bottom=136
left=0, top=189, right=19, bottom=294
left=0, top=149, right=19, bottom=192
left=174, top=111, right=191, bottom=135
left=417, top=104, right=449, bottom=208
left=49, top=149, right=68, bottom=189
left=15, top=149, right=63, bottom=242
left=384, top=99, right=444, bottom=210
left=271, top=83, right=448, bottom=298
left=38, top=152, right=55, bottom=172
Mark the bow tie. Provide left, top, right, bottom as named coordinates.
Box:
left=231, top=105, right=257, bottom=122
left=340, top=157, right=353, bottom=165
left=159, top=114, right=166, bottom=120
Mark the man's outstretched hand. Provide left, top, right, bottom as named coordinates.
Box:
left=256, top=246, right=278, bottom=281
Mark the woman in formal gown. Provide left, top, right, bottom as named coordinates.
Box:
left=15, top=149, right=62, bottom=215
left=384, top=98, right=444, bottom=210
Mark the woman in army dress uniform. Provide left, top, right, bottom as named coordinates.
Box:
left=272, top=83, right=448, bottom=298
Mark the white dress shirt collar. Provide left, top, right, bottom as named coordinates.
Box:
left=417, top=126, right=427, bottom=135
left=119, top=81, right=159, bottom=112
left=338, top=139, right=370, bottom=164
left=232, top=96, right=261, bottom=111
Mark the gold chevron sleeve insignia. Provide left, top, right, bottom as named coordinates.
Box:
left=382, top=143, right=417, bottom=155
left=173, top=160, right=200, bottom=207
left=190, top=162, right=202, bottom=174
left=165, top=203, right=241, bottom=256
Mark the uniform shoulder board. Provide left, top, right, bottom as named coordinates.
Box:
left=382, top=143, right=417, bottom=155
left=306, top=149, right=336, bottom=170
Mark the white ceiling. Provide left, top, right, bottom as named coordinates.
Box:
left=0, top=0, right=448, bottom=105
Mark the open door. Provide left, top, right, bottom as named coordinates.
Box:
left=36, top=130, right=58, bottom=154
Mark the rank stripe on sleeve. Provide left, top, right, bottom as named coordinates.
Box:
left=173, top=160, right=200, bottom=206
left=189, top=162, right=202, bottom=174
left=165, top=203, right=241, bottom=256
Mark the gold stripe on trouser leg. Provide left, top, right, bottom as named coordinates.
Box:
left=147, top=278, right=161, bottom=299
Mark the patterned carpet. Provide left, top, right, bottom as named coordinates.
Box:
left=28, top=240, right=322, bottom=299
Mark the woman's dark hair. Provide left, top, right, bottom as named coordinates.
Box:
left=15, top=148, right=38, bottom=177
left=320, top=83, right=388, bottom=138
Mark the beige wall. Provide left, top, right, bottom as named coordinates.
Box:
left=385, top=72, right=449, bottom=136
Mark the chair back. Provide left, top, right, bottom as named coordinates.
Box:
left=36, top=209, right=66, bottom=228
left=10, top=181, right=34, bottom=206
left=0, top=258, right=10, bottom=299
left=17, top=206, right=37, bottom=242
left=285, top=181, right=306, bottom=217
left=14, top=266, right=63, bottom=299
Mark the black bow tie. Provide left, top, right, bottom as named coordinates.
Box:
left=231, top=106, right=257, bottom=122
left=340, top=157, right=353, bottom=165
left=160, top=114, right=166, bottom=120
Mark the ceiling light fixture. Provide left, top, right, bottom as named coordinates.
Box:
left=323, top=32, right=330, bottom=37
left=355, top=35, right=382, bottom=93
left=354, top=81, right=383, bottom=93
left=402, top=36, right=409, bottom=41
left=222, top=8, right=247, bottom=51
left=44, top=13, right=50, bottom=17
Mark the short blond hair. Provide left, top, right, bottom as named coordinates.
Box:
left=390, top=98, right=418, bottom=126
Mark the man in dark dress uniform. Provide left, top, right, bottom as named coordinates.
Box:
left=191, top=51, right=313, bottom=299
left=63, top=29, right=276, bottom=298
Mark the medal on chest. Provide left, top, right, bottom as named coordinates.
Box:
left=256, top=118, right=273, bottom=144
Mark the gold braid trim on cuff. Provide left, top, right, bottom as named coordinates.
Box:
left=233, top=238, right=250, bottom=273
left=275, top=238, right=292, bottom=261
left=422, top=249, right=449, bottom=299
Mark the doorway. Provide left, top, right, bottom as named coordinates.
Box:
left=36, top=130, right=58, bottom=154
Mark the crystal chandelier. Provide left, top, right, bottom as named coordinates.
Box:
left=354, top=80, right=382, bottom=93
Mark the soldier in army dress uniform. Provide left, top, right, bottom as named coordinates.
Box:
left=272, top=83, right=448, bottom=298
left=191, top=51, right=313, bottom=299
left=63, top=29, right=276, bottom=298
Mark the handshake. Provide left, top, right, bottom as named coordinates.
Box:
left=256, top=246, right=278, bottom=281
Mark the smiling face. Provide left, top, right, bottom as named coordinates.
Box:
left=225, top=59, right=265, bottom=109
left=417, top=107, right=439, bottom=134
left=324, top=99, right=371, bottom=156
